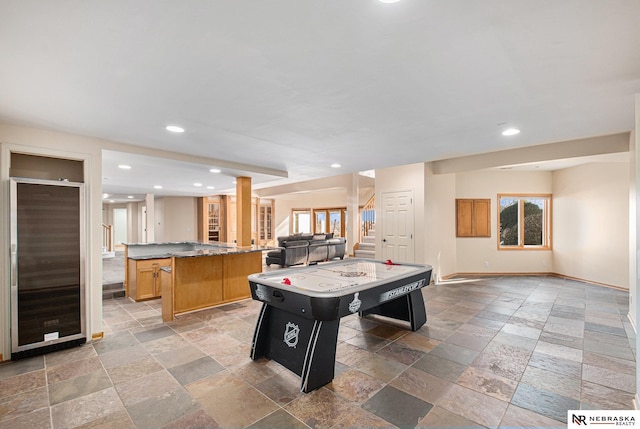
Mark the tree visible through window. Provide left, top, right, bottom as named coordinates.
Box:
left=498, top=194, right=551, bottom=249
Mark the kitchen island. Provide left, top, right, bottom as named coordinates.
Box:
left=124, top=242, right=269, bottom=321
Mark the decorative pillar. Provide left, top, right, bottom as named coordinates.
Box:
left=236, top=176, right=252, bottom=247
left=346, top=173, right=359, bottom=256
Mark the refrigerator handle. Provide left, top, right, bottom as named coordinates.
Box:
left=10, top=244, right=17, bottom=288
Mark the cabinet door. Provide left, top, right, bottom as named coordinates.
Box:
left=136, top=266, right=156, bottom=300
left=152, top=259, right=170, bottom=298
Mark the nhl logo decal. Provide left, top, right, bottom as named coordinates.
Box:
left=283, top=322, right=299, bottom=348
left=255, top=284, right=267, bottom=301
left=349, top=292, right=362, bottom=313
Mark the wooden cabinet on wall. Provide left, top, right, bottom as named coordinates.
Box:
left=198, top=196, right=273, bottom=244
left=456, top=199, right=491, bottom=237
left=127, top=258, right=171, bottom=300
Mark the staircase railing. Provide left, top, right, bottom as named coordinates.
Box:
left=102, top=223, right=114, bottom=253
left=360, top=194, right=375, bottom=241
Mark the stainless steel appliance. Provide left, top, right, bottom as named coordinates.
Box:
left=10, top=177, right=86, bottom=359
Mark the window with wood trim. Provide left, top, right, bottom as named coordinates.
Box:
left=313, top=208, right=347, bottom=237
left=456, top=199, right=491, bottom=237
left=498, top=194, right=552, bottom=250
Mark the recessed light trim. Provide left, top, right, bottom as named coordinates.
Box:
left=153, top=185, right=163, bottom=189
left=206, top=186, right=215, bottom=190
left=193, top=183, right=203, bottom=187
left=502, top=128, right=521, bottom=136
left=127, top=195, right=134, bottom=199
left=166, top=125, right=185, bottom=133
left=118, top=164, right=132, bottom=170
left=331, top=163, right=342, bottom=168
left=209, top=168, right=221, bottom=174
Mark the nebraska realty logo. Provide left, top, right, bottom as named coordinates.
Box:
left=568, top=410, right=638, bottom=427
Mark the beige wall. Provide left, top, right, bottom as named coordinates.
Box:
left=424, top=163, right=456, bottom=281
left=273, top=189, right=349, bottom=240
left=455, top=170, right=554, bottom=274
left=553, top=163, right=629, bottom=289
left=375, top=163, right=425, bottom=264
left=155, top=197, right=198, bottom=242
left=379, top=163, right=629, bottom=285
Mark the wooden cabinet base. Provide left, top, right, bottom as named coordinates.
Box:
left=161, top=252, right=263, bottom=322
left=127, top=258, right=170, bottom=301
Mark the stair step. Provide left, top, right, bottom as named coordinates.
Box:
left=362, top=236, right=375, bottom=244
left=103, top=288, right=126, bottom=300
left=354, top=249, right=375, bottom=258
left=103, top=282, right=124, bottom=291
left=358, top=242, right=375, bottom=251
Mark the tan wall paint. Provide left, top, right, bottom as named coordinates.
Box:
left=156, top=197, right=198, bottom=242
left=375, top=163, right=425, bottom=264
left=424, top=163, right=457, bottom=281
left=553, top=163, right=629, bottom=289
left=273, top=189, right=348, bottom=239
left=455, top=170, right=554, bottom=274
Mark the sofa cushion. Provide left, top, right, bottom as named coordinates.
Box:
left=282, top=240, right=309, bottom=248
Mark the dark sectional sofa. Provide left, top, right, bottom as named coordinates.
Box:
left=265, top=233, right=347, bottom=267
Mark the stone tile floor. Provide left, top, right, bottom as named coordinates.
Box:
left=0, top=275, right=635, bottom=428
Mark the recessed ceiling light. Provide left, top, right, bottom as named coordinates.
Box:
left=209, top=168, right=221, bottom=174
left=102, top=193, right=109, bottom=199
left=153, top=185, right=163, bottom=189
left=166, top=125, right=185, bottom=133
left=118, top=164, right=132, bottom=170
left=331, top=163, right=342, bottom=168
left=232, top=181, right=237, bottom=185
left=193, top=183, right=203, bottom=187
left=109, top=200, right=115, bottom=203
left=502, top=128, right=520, bottom=136
left=379, top=0, right=401, bottom=3
left=127, top=195, right=134, bottom=199
left=206, top=186, right=215, bottom=190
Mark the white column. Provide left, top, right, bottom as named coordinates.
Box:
left=145, top=193, right=155, bottom=243
left=346, top=173, right=360, bottom=256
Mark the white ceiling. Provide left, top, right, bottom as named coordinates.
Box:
left=1, top=0, right=639, bottom=202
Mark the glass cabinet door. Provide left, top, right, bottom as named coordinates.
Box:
left=208, top=201, right=220, bottom=242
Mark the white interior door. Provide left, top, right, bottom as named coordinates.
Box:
left=381, top=190, right=414, bottom=263
left=113, top=208, right=127, bottom=249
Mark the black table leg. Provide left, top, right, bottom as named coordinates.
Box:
left=358, top=289, right=427, bottom=331
left=250, top=303, right=340, bottom=392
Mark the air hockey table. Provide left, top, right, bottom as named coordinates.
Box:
left=248, top=258, right=432, bottom=392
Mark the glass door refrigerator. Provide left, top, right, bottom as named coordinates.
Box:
left=10, top=177, right=86, bottom=359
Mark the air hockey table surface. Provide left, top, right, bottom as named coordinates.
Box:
left=250, top=258, right=428, bottom=295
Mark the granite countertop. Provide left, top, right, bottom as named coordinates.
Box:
left=127, top=253, right=175, bottom=260
left=171, top=245, right=274, bottom=258
left=126, top=242, right=274, bottom=260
